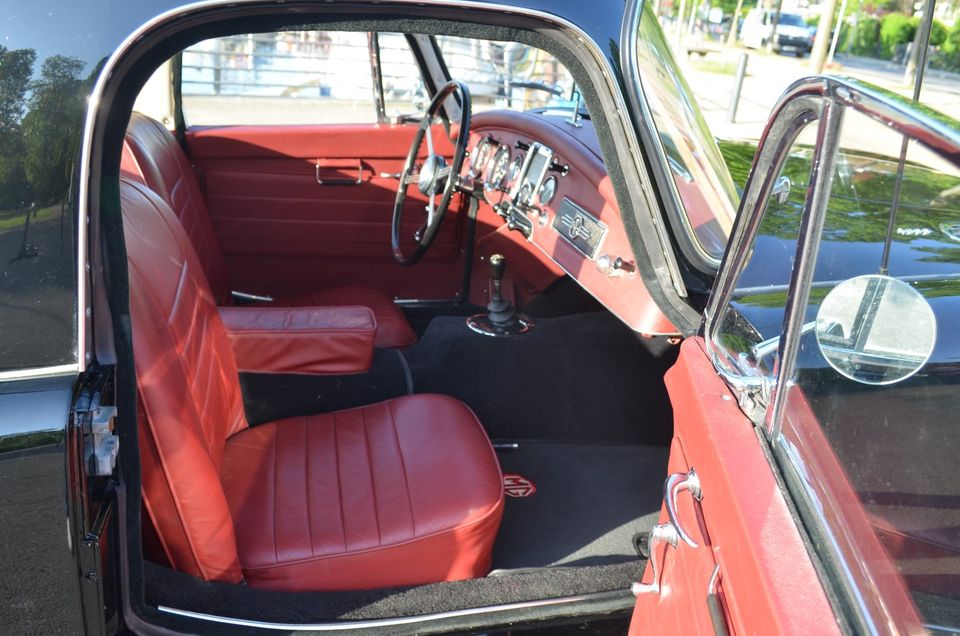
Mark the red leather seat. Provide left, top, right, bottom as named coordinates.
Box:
left=123, top=112, right=416, bottom=349
left=121, top=178, right=503, bottom=591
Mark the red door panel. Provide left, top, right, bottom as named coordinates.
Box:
left=185, top=124, right=465, bottom=300
left=630, top=338, right=840, bottom=635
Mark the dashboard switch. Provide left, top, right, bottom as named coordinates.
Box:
left=597, top=254, right=636, bottom=278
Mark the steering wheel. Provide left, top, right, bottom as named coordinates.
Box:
left=391, top=80, right=472, bottom=266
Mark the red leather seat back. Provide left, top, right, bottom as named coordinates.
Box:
left=124, top=113, right=232, bottom=303
left=121, top=177, right=248, bottom=583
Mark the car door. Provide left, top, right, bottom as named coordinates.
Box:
left=173, top=31, right=467, bottom=302
left=629, top=72, right=960, bottom=633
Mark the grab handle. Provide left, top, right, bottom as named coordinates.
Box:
left=664, top=468, right=702, bottom=548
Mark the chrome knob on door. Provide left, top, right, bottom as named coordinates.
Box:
left=664, top=468, right=702, bottom=548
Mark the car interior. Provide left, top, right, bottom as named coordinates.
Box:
left=99, top=12, right=690, bottom=630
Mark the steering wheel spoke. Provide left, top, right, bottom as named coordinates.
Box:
left=391, top=80, right=472, bottom=266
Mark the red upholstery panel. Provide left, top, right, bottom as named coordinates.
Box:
left=121, top=178, right=247, bottom=583
left=264, top=286, right=416, bottom=349
left=184, top=124, right=466, bottom=302
left=125, top=112, right=233, bottom=303
left=124, top=112, right=417, bottom=348
left=220, top=395, right=504, bottom=592
left=219, top=305, right=377, bottom=375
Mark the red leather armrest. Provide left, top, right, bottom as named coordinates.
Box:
left=219, top=306, right=377, bottom=375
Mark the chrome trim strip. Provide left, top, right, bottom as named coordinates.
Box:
left=0, top=364, right=80, bottom=382
left=158, top=590, right=633, bottom=631
left=765, top=98, right=843, bottom=443
left=927, top=624, right=960, bottom=635
left=778, top=436, right=880, bottom=635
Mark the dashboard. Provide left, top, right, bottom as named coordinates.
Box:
left=465, top=110, right=676, bottom=335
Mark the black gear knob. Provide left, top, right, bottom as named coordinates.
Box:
left=489, top=254, right=506, bottom=282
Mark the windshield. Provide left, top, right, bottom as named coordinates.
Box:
left=778, top=14, right=808, bottom=28
left=631, top=2, right=739, bottom=262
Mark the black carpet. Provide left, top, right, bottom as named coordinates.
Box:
left=493, top=442, right=668, bottom=569
left=403, top=312, right=678, bottom=445
left=239, top=348, right=411, bottom=425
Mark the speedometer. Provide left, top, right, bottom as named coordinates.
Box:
left=486, top=146, right=511, bottom=191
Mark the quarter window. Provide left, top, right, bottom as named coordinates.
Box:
left=181, top=31, right=384, bottom=125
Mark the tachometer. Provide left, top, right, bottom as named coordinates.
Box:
left=486, top=146, right=511, bottom=191
left=471, top=138, right=495, bottom=174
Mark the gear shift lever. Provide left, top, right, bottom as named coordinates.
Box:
left=466, top=254, right=534, bottom=336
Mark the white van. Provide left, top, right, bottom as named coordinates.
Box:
left=740, top=9, right=816, bottom=57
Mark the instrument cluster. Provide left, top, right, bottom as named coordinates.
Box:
left=469, top=135, right=598, bottom=257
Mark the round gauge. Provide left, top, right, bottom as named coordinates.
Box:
left=508, top=154, right=524, bottom=184
left=471, top=138, right=495, bottom=174
left=538, top=176, right=557, bottom=206
left=486, top=146, right=511, bottom=190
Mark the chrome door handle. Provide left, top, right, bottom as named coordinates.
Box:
left=632, top=522, right=679, bottom=596
left=664, top=468, right=702, bottom=548
left=316, top=159, right=364, bottom=185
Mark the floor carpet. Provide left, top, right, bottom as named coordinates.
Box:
left=403, top=312, right=678, bottom=445
left=492, top=441, right=668, bottom=569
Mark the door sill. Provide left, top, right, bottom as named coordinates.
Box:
left=157, top=589, right=634, bottom=633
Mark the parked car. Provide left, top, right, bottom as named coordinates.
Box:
left=741, top=8, right=817, bottom=56
left=1, top=0, right=958, bottom=634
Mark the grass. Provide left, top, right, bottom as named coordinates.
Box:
left=0, top=205, right=61, bottom=232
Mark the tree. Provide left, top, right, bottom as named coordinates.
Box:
left=21, top=55, right=85, bottom=206
left=0, top=47, right=36, bottom=209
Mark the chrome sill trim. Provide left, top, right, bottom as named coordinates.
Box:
left=0, top=364, right=81, bottom=382
left=158, top=590, right=633, bottom=631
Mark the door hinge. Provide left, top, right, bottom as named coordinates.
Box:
left=75, top=383, right=119, bottom=478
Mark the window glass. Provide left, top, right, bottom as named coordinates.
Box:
left=779, top=109, right=960, bottom=627
left=182, top=31, right=377, bottom=125
left=378, top=33, right=426, bottom=118
left=631, top=2, right=739, bottom=261
left=435, top=36, right=576, bottom=113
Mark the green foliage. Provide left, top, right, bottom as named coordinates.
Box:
left=880, top=13, right=915, bottom=58
left=851, top=17, right=882, bottom=56
left=947, top=20, right=960, bottom=54
left=927, top=19, right=948, bottom=48
left=0, top=46, right=36, bottom=209
left=22, top=55, right=86, bottom=206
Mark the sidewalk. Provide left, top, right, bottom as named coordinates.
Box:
left=674, top=38, right=960, bottom=141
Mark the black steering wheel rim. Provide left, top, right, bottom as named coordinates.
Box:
left=391, top=80, right=472, bottom=266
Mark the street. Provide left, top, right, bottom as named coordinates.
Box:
left=674, top=38, right=960, bottom=142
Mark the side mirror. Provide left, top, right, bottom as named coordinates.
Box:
left=815, top=275, right=936, bottom=385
